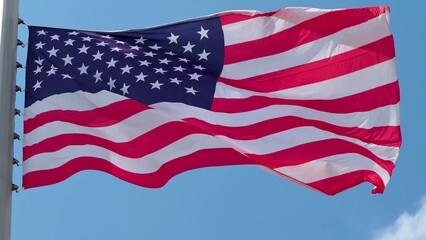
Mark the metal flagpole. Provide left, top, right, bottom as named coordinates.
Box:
left=0, top=0, right=19, bottom=239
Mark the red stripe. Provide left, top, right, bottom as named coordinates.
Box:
left=249, top=138, right=395, bottom=173
left=224, top=7, right=388, bottom=64
left=24, top=120, right=199, bottom=160
left=219, top=36, right=395, bottom=92
left=220, top=10, right=279, bottom=25
left=24, top=111, right=401, bottom=160
left=212, top=81, right=400, bottom=114
left=306, top=170, right=386, bottom=195
left=24, top=99, right=150, bottom=134
left=184, top=117, right=401, bottom=147
left=23, top=148, right=253, bottom=189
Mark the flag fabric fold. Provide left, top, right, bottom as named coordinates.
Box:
left=23, top=6, right=401, bottom=195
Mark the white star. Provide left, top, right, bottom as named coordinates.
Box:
left=173, top=66, right=186, bottom=72
left=33, top=80, right=43, bottom=91
left=130, top=45, right=141, bottom=51
left=170, top=77, right=182, bottom=85
left=92, top=51, right=104, bottom=61
left=120, top=65, right=133, bottom=74
left=150, top=80, right=163, bottom=90
left=35, top=57, right=44, bottom=65
left=194, top=65, right=206, bottom=70
left=139, top=60, right=151, bottom=67
left=102, top=35, right=113, bottom=39
left=106, top=58, right=118, bottom=68
left=82, top=36, right=93, bottom=42
left=33, top=66, right=43, bottom=75
left=110, top=47, right=122, bottom=52
left=144, top=51, right=156, bottom=57
left=68, top=31, right=79, bottom=36
left=107, top=77, right=116, bottom=90
left=35, top=41, right=45, bottom=49
left=78, top=44, right=90, bottom=54
left=120, top=83, right=130, bottom=95
left=197, top=49, right=211, bottom=60
left=189, top=72, right=202, bottom=81
left=178, top=57, right=190, bottom=63
left=197, top=26, right=209, bottom=40
left=37, top=30, right=47, bottom=36
left=47, top=47, right=59, bottom=57
left=46, top=65, right=58, bottom=76
left=185, top=86, right=198, bottom=95
left=50, top=34, right=60, bottom=40
left=125, top=52, right=137, bottom=58
left=135, top=36, right=147, bottom=44
left=64, top=39, right=75, bottom=46
left=115, top=40, right=125, bottom=45
left=154, top=68, right=167, bottom=74
left=135, top=72, right=148, bottom=82
left=62, top=74, right=72, bottom=79
left=165, top=51, right=176, bottom=56
left=62, top=54, right=74, bottom=66
left=167, top=33, right=180, bottom=44
left=96, top=41, right=107, bottom=47
left=159, top=58, right=171, bottom=65
left=93, top=70, right=103, bottom=83
left=182, top=42, right=195, bottom=53
left=149, top=44, right=162, bottom=50
left=77, top=63, right=89, bottom=75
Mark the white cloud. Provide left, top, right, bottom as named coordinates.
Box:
left=374, top=196, right=426, bottom=240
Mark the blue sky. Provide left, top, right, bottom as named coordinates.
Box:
left=12, top=0, right=425, bottom=239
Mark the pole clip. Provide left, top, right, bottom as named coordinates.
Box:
left=14, top=108, right=20, bottom=116
left=12, top=184, right=19, bottom=193
left=17, top=39, right=25, bottom=48
left=13, top=133, right=21, bottom=141
left=13, top=158, right=20, bottom=166
left=15, top=85, right=22, bottom=92
left=18, top=18, right=26, bottom=25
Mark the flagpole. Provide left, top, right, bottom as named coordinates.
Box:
left=0, top=0, right=19, bottom=239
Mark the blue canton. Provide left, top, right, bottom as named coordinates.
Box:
left=25, top=17, right=224, bottom=110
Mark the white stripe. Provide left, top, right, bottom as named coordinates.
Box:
left=274, top=153, right=391, bottom=184
left=218, top=127, right=399, bottom=161
left=216, top=59, right=397, bottom=100
left=221, top=13, right=391, bottom=80
left=151, top=102, right=400, bottom=128
left=223, top=8, right=332, bottom=46
left=24, top=108, right=174, bottom=147
left=24, top=118, right=399, bottom=163
left=24, top=90, right=127, bottom=120
left=25, top=91, right=400, bottom=133
left=24, top=134, right=229, bottom=175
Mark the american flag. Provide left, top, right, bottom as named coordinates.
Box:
left=23, top=6, right=401, bottom=195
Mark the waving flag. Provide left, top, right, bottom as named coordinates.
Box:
left=23, top=6, right=401, bottom=195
